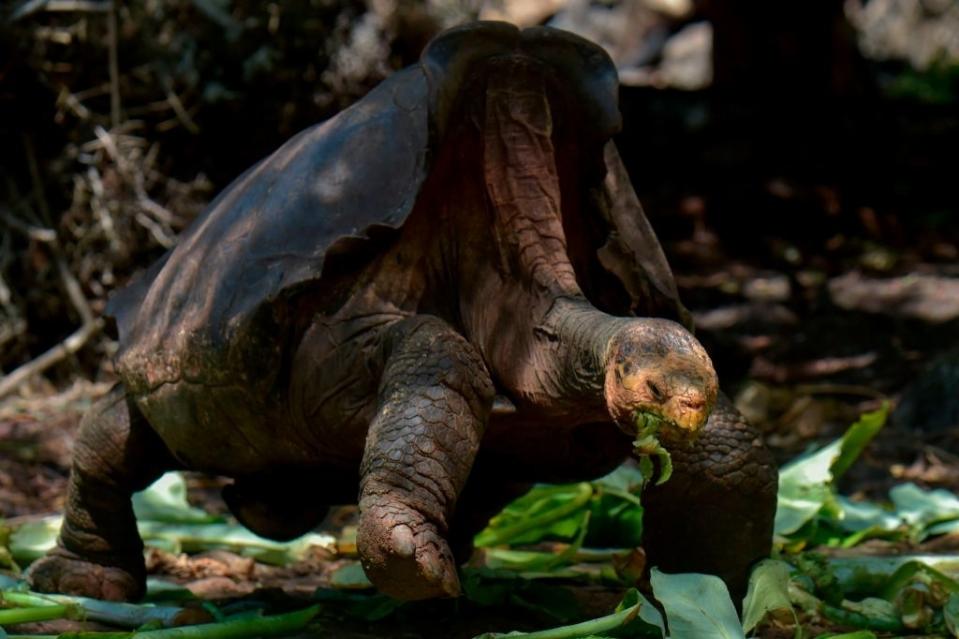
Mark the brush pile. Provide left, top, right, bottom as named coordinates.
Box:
left=0, top=0, right=475, bottom=395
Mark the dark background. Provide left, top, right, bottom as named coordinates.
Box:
left=1, top=0, right=957, bottom=488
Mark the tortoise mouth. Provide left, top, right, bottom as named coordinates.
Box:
left=629, top=408, right=702, bottom=444
left=631, top=409, right=673, bottom=439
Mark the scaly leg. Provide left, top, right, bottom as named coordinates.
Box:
left=357, top=316, right=493, bottom=600
left=29, top=385, right=178, bottom=601
left=641, top=393, right=777, bottom=600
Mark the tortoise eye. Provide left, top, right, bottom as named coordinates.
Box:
left=646, top=379, right=666, bottom=402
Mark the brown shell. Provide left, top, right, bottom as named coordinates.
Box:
left=107, top=21, right=689, bottom=397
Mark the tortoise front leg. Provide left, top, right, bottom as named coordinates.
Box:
left=358, top=316, right=493, bottom=600
left=641, top=393, right=777, bottom=599
left=28, top=385, right=179, bottom=601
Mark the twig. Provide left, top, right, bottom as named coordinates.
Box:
left=0, top=206, right=56, bottom=242
left=0, top=141, right=103, bottom=397
left=9, top=0, right=109, bottom=21
left=107, top=0, right=120, bottom=129
left=135, top=211, right=175, bottom=248
left=44, top=0, right=110, bottom=10
left=92, top=125, right=179, bottom=240
left=24, top=137, right=96, bottom=325
left=85, top=166, right=121, bottom=250
left=56, top=86, right=92, bottom=121
left=92, top=124, right=126, bottom=170
left=163, top=81, right=200, bottom=134
left=0, top=317, right=103, bottom=398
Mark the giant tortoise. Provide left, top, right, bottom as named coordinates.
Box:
left=29, top=21, right=776, bottom=602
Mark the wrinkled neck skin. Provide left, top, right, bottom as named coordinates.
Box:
left=449, top=57, right=633, bottom=422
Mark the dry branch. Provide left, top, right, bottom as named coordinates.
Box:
left=0, top=317, right=103, bottom=398
left=0, top=207, right=56, bottom=243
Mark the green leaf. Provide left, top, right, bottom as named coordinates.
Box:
left=880, top=559, right=959, bottom=600
left=775, top=442, right=842, bottom=536
left=328, top=562, right=373, bottom=590
left=9, top=516, right=60, bottom=563
left=134, top=604, right=320, bottom=638
left=813, top=632, right=877, bottom=639
left=775, top=405, right=888, bottom=536
left=136, top=521, right=334, bottom=565
left=840, top=597, right=898, bottom=625
left=829, top=404, right=888, bottom=480
left=944, top=592, right=959, bottom=637
left=889, top=483, right=959, bottom=538
left=475, top=483, right=593, bottom=547
left=650, top=569, right=744, bottom=639
left=594, top=466, right=646, bottom=494
left=144, top=578, right=198, bottom=602
left=132, top=473, right=222, bottom=524
left=585, top=493, right=644, bottom=548
left=471, top=587, right=661, bottom=639
left=461, top=570, right=584, bottom=624
left=741, top=559, right=797, bottom=634
left=832, top=497, right=901, bottom=533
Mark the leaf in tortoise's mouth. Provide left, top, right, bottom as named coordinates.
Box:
left=632, top=410, right=674, bottom=486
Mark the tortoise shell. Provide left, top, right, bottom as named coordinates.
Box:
left=106, top=21, right=689, bottom=399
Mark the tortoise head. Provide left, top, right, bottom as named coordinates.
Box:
left=603, top=319, right=718, bottom=440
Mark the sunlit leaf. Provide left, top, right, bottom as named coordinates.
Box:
left=475, top=483, right=593, bottom=547
left=9, top=516, right=60, bottom=563
left=832, top=496, right=901, bottom=533
left=775, top=446, right=836, bottom=535
left=593, top=465, right=646, bottom=494
left=889, top=483, right=959, bottom=538
left=775, top=405, right=888, bottom=536
left=650, top=568, right=744, bottom=639
left=741, top=559, right=796, bottom=635
left=137, top=521, right=333, bottom=565
left=132, top=473, right=222, bottom=524
left=829, top=404, right=889, bottom=480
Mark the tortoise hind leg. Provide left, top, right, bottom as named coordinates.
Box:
left=641, top=393, right=777, bottom=601
left=28, top=385, right=178, bottom=601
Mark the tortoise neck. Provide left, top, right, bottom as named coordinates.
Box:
left=482, top=59, right=583, bottom=299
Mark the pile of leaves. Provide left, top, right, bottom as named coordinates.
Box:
left=4, top=404, right=959, bottom=637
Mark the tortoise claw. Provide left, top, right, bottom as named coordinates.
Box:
left=358, top=507, right=461, bottom=600
left=28, top=548, right=144, bottom=602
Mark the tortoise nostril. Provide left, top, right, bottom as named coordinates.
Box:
left=646, top=379, right=666, bottom=402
